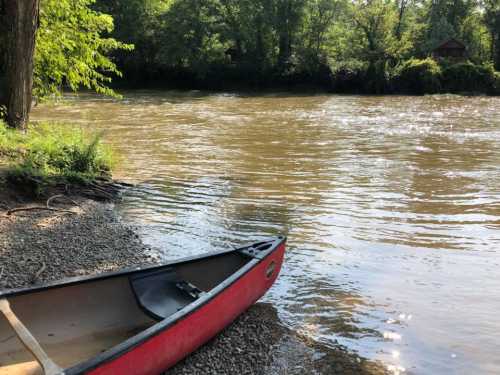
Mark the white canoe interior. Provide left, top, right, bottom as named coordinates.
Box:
left=0, top=251, right=252, bottom=375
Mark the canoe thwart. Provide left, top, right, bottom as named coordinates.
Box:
left=0, top=299, right=62, bottom=375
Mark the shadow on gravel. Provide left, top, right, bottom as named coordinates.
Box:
left=165, top=303, right=389, bottom=375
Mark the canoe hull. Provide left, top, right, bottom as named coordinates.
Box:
left=87, top=240, right=286, bottom=375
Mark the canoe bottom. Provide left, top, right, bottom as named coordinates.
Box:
left=0, top=323, right=154, bottom=375
left=0, top=360, right=40, bottom=375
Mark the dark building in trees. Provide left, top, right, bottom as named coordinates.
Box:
left=432, top=39, right=467, bottom=61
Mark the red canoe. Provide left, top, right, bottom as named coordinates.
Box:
left=0, top=237, right=286, bottom=375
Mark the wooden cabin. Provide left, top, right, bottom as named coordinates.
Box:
left=432, top=38, right=467, bottom=61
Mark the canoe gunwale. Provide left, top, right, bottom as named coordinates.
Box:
left=0, top=248, right=234, bottom=300
left=65, top=236, right=285, bottom=375
left=1, top=236, right=286, bottom=375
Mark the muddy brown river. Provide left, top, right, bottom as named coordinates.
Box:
left=32, top=92, right=500, bottom=375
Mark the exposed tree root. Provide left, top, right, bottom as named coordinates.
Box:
left=7, top=206, right=75, bottom=216
left=46, top=194, right=80, bottom=209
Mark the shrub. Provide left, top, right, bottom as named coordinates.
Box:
left=330, top=60, right=368, bottom=93
left=0, top=121, right=115, bottom=190
left=393, top=58, right=442, bottom=95
left=441, top=62, right=496, bottom=94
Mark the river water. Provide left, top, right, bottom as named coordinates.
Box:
left=32, top=92, right=500, bottom=375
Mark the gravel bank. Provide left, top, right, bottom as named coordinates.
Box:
left=0, top=198, right=157, bottom=289
left=0, top=194, right=389, bottom=375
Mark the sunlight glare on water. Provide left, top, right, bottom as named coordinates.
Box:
left=32, top=92, right=500, bottom=374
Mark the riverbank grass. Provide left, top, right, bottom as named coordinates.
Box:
left=0, top=120, right=115, bottom=194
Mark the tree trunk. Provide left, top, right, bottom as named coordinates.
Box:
left=395, top=0, right=407, bottom=40
left=278, top=31, right=291, bottom=70
left=495, top=35, right=500, bottom=72
left=4, top=0, right=39, bottom=130
left=276, top=1, right=292, bottom=72
left=0, top=3, right=7, bottom=110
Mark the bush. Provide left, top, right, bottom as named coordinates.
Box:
left=0, top=121, right=115, bottom=190
left=330, top=60, right=368, bottom=93
left=441, top=62, right=496, bottom=94
left=393, top=58, right=442, bottom=94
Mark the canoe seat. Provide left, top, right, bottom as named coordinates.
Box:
left=130, top=268, right=202, bottom=320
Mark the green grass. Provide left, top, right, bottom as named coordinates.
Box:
left=0, top=120, right=115, bottom=193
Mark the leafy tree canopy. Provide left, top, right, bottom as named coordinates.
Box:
left=34, top=0, right=133, bottom=100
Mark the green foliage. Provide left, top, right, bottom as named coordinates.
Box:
left=394, top=58, right=442, bottom=94
left=460, top=12, right=491, bottom=63
left=94, top=0, right=173, bottom=81
left=483, top=0, right=500, bottom=70
left=441, top=62, right=498, bottom=93
left=34, top=0, right=133, bottom=100
left=350, top=0, right=402, bottom=62
left=156, top=0, right=227, bottom=78
left=45, top=0, right=499, bottom=94
left=2, top=0, right=499, bottom=96
left=0, top=121, right=115, bottom=188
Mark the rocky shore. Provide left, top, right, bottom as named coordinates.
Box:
left=166, top=302, right=390, bottom=375
left=0, top=191, right=389, bottom=375
left=0, top=198, right=157, bottom=289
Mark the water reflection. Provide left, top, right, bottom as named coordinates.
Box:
left=32, top=92, right=500, bottom=374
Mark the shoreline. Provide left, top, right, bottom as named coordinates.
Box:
left=0, top=189, right=389, bottom=374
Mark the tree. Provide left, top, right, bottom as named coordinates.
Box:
left=3, top=0, right=40, bottom=130
left=423, top=0, right=475, bottom=52
left=217, top=0, right=277, bottom=75
left=351, top=0, right=401, bottom=62
left=395, top=0, right=408, bottom=39
left=484, top=0, right=500, bottom=69
left=0, top=2, right=7, bottom=109
left=275, top=0, right=307, bottom=72
left=298, top=0, right=341, bottom=71
left=34, top=0, right=133, bottom=99
left=156, top=0, right=225, bottom=79
left=94, top=0, right=170, bottom=83
left=1, top=0, right=132, bottom=129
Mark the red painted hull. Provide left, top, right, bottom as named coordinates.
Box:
left=88, top=242, right=286, bottom=375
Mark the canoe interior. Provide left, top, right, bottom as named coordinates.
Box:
left=0, top=251, right=252, bottom=374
